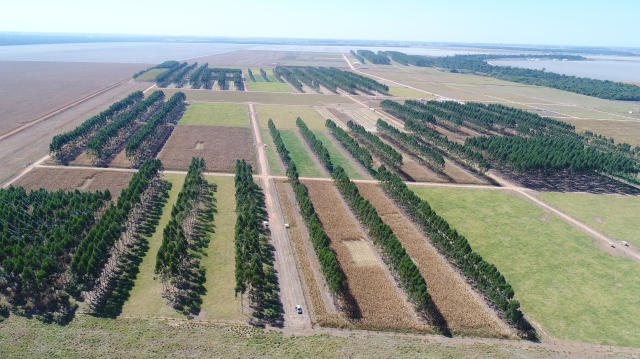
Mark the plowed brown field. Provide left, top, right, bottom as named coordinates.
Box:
left=356, top=182, right=515, bottom=337
left=157, top=125, right=255, bottom=171
left=15, top=167, right=133, bottom=197
left=303, top=180, right=427, bottom=331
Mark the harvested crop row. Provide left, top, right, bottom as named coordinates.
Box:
left=303, top=180, right=426, bottom=331
left=356, top=182, right=514, bottom=337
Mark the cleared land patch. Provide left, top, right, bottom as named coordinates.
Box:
left=15, top=167, right=133, bottom=196
left=178, top=102, right=249, bottom=127
left=409, top=186, right=640, bottom=347
left=388, top=86, right=432, bottom=99
left=538, top=192, right=640, bottom=247
left=304, top=180, right=426, bottom=331
left=356, top=183, right=512, bottom=337
left=247, top=81, right=292, bottom=92
left=279, top=130, right=325, bottom=177
left=157, top=125, right=255, bottom=172
left=256, top=104, right=326, bottom=130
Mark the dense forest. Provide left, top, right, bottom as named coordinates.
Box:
left=0, top=186, right=108, bottom=322
left=234, top=160, right=281, bottom=321
left=375, top=50, right=640, bottom=101
left=155, top=158, right=216, bottom=314
left=356, top=49, right=390, bottom=64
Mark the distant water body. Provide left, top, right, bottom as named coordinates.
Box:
left=492, top=56, right=640, bottom=82
left=0, top=42, right=638, bottom=82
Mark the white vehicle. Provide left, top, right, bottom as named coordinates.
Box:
left=295, top=305, right=302, bottom=314
left=284, top=223, right=290, bottom=229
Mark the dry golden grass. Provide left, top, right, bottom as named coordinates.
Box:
left=356, top=183, right=514, bottom=338
left=304, top=180, right=427, bottom=331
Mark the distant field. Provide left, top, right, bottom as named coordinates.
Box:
left=313, top=130, right=366, bottom=179
left=255, top=104, right=326, bottom=130
left=135, top=68, right=167, bottom=81
left=279, top=130, right=325, bottom=177
left=162, top=88, right=350, bottom=106
left=178, top=102, right=249, bottom=127
left=388, top=86, right=430, bottom=99
left=563, top=118, right=640, bottom=147
left=538, top=192, right=640, bottom=247
left=247, top=81, right=292, bottom=92
left=409, top=186, right=640, bottom=347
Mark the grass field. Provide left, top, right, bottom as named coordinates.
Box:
left=247, top=81, right=292, bottom=92
left=388, top=86, right=431, bottom=99
left=120, top=174, right=242, bottom=321
left=312, top=130, right=366, bottom=179
left=135, top=68, right=167, bottom=81
left=261, top=127, right=284, bottom=176
left=178, top=103, right=249, bottom=127
left=538, top=192, right=640, bottom=247
left=279, top=130, right=325, bottom=177
left=256, top=104, right=326, bottom=130
left=408, top=187, right=640, bottom=347
left=1, top=315, right=617, bottom=358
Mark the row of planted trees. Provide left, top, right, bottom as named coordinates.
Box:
left=155, top=157, right=216, bottom=314
left=268, top=119, right=346, bottom=298
left=233, top=160, right=281, bottom=321
left=125, top=92, right=186, bottom=168
left=376, top=166, right=534, bottom=336
left=296, top=118, right=436, bottom=323
left=376, top=119, right=445, bottom=173
left=273, top=66, right=389, bottom=95
left=325, top=119, right=375, bottom=175
left=346, top=120, right=403, bottom=171
left=50, top=91, right=143, bottom=162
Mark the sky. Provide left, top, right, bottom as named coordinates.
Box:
left=2, top=0, right=639, bottom=47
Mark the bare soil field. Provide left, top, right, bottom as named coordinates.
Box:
left=192, top=50, right=347, bottom=68
left=161, top=88, right=350, bottom=106
left=0, top=61, right=147, bottom=135
left=303, top=180, right=427, bottom=331
left=356, top=183, right=514, bottom=337
left=157, top=125, right=255, bottom=171
left=0, top=81, right=149, bottom=185
left=14, top=167, right=133, bottom=196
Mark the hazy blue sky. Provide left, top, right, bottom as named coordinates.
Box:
left=2, top=0, right=638, bottom=47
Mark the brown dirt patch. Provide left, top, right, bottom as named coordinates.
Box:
left=157, top=125, right=255, bottom=171
left=0, top=61, right=147, bottom=136
left=304, top=180, right=426, bottom=331
left=108, top=148, right=132, bottom=168
left=356, top=182, right=515, bottom=337
left=14, top=167, right=133, bottom=197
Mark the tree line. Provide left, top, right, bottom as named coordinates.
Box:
left=125, top=92, right=186, bottom=167
left=356, top=50, right=390, bottom=64
left=376, top=166, right=534, bottom=337
left=87, top=90, right=165, bottom=160
left=268, top=119, right=346, bottom=298
left=156, top=157, right=216, bottom=314
left=296, top=118, right=333, bottom=173
left=376, top=119, right=445, bottom=173
left=260, top=68, right=269, bottom=82
left=132, top=60, right=181, bottom=79
left=49, top=91, right=143, bottom=162
left=350, top=50, right=365, bottom=64
left=378, top=51, right=640, bottom=101
left=298, top=118, right=436, bottom=323
left=70, top=159, right=163, bottom=288
left=156, top=62, right=188, bottom=87
left=234, top=160, right=281, bottom=321
left=247, top=69, right=256, bottom=82
left=189, top=63, right=209, bottom=89
left=0, top=186, right=108, bottom=322
left=273, top=66, right=389, bottom=94
left=347, top=120, right=403, bottom=171
left=325, top=119, right=375, bottom=176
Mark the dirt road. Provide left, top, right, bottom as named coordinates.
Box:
left=248, top=103, right=312, bottom=328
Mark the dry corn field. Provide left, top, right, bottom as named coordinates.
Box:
left=356, top=183, right=515, bottom=337
left=303, top=180, right=428, bottom=331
